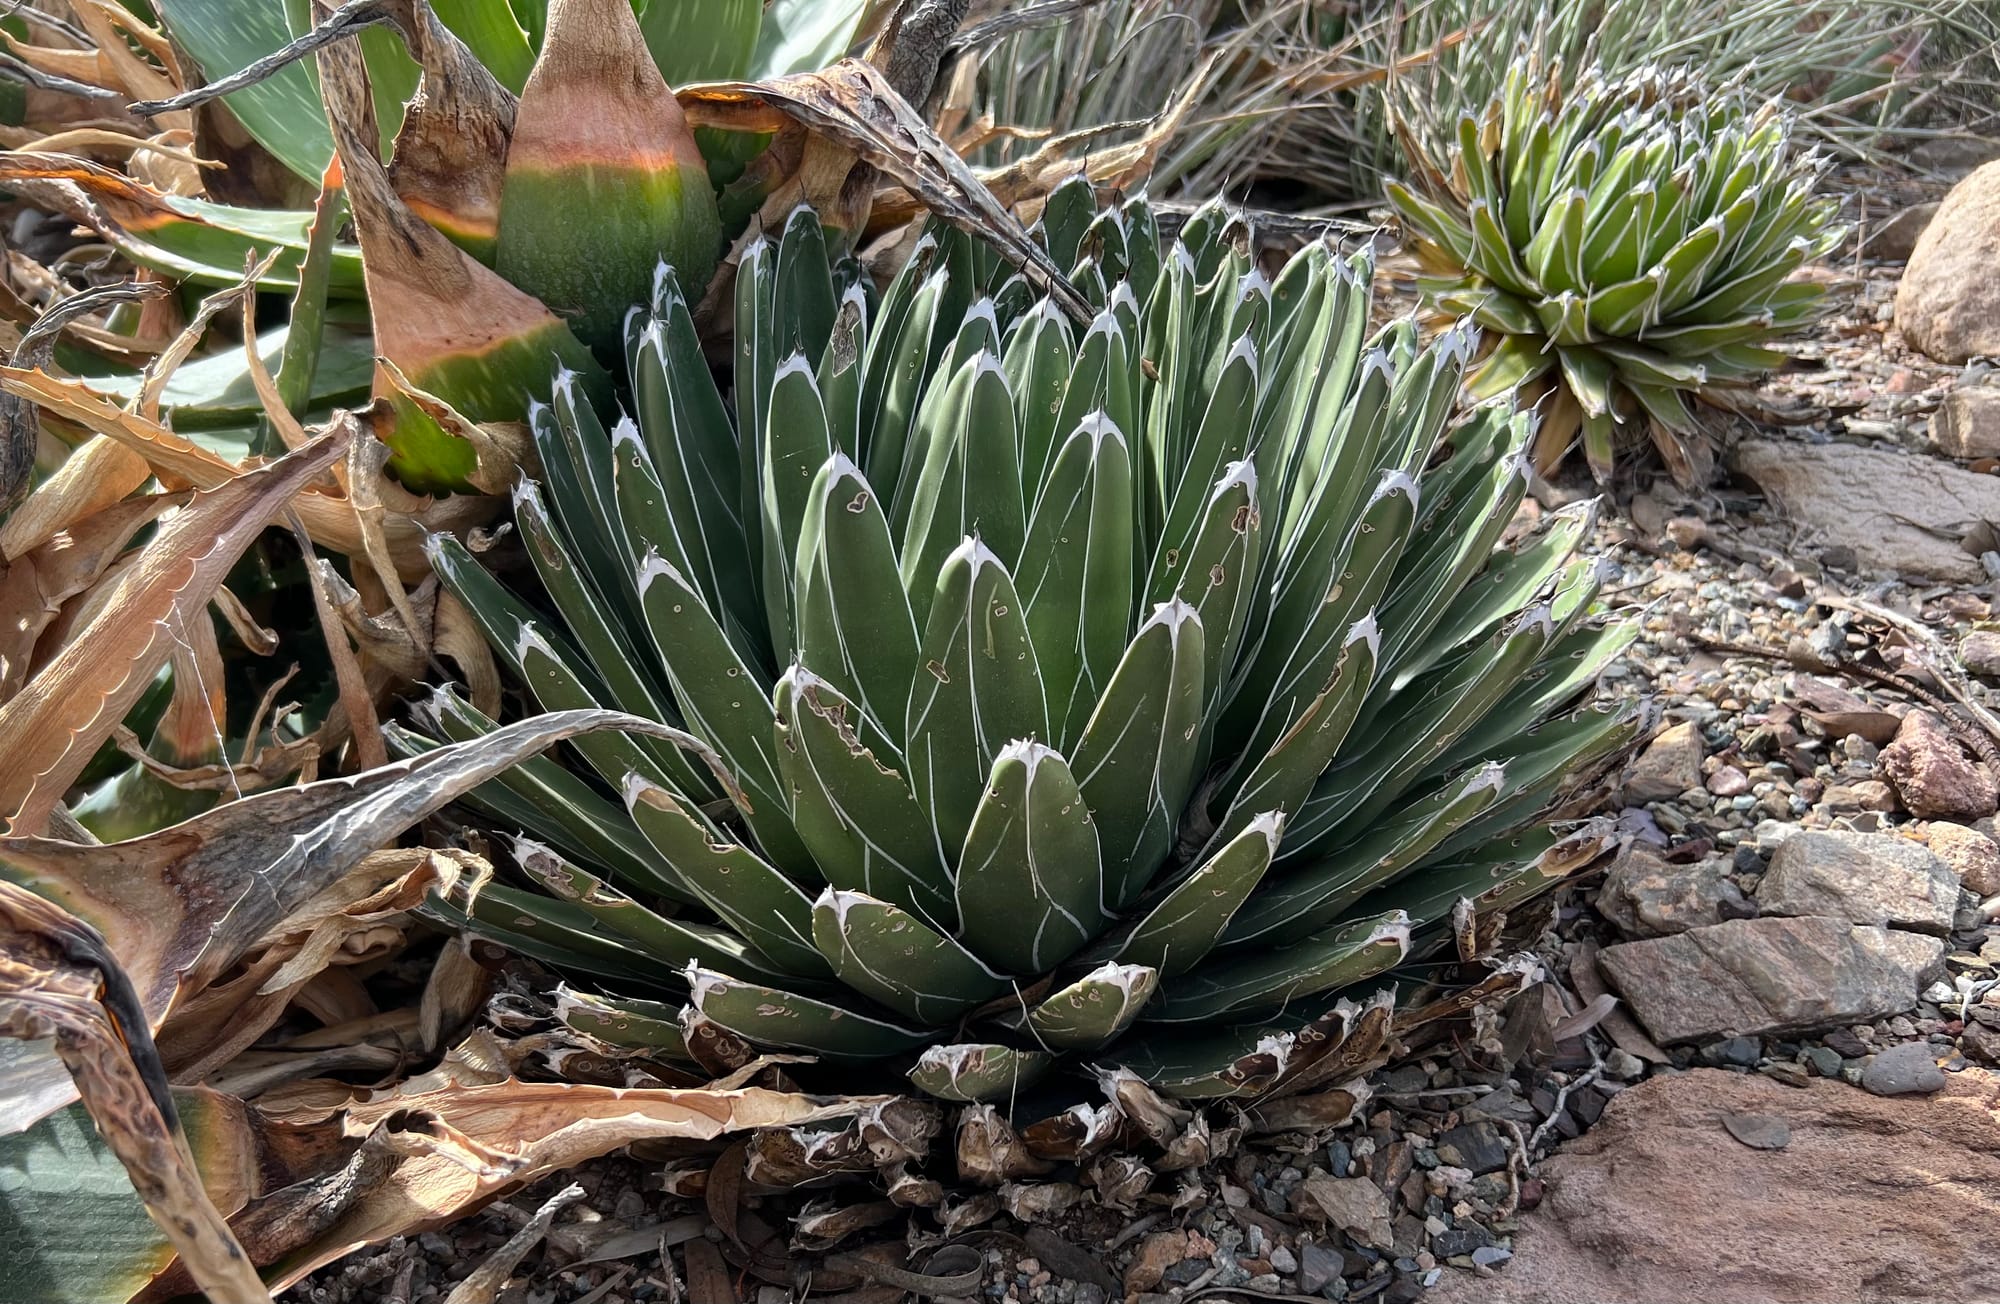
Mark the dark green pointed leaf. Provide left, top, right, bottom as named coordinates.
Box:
left=810, top=889, right=1004, bottom=1024
left=794, top=452, right=919, bottom=744
left=624, top=774, right=829, bottom=978
left=1028, top=962, right=1159, bottom=1051
left=688, top=966, right=931, bottom=1060
left=1071, top=600, right=1206, bottom=909
left=955, top=740, right=1108, bottom=974
left=908, top=1044, right=1054, bottom=1103
left=775, top=666, right=954, bottom=924
left=1017, top=412, right=1135, bottom=747
left=1151, top=912, right=1408, bottom=1024
left=1116, top=811, right=1280, bottom=977
left=904, top=539, right=1049, bottom=858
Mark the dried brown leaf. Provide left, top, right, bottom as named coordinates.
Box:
left=0, top=707, right=697, bottom=1134
left=0, top=883, right=271, bottom=1303
left=680, top=59, right=1087, bottom=320
left=0, top=427, right=349, bottom=833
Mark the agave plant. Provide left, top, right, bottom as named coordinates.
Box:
left=1387, top=58, right=1843, bottom=484
left=399, top=182, right=1644, bottom=1102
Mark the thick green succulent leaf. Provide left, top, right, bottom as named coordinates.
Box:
left=759, top=357, right=835, bottom=651
left=1112, top=811, right=1280, bottom=977
left=955, top=741, right=1108, bottom=974
left=794, top=452, right=920, bottom=744
left=1378, top=821, right=1610, bottom=933
left=1017, top=413, right=1136, bottom=747
left=909, top=1044, right=1054, bottom=1103
left=513, top=839, right=793, bottom=982
left=1109, top=1028, right=1298, bottom=1099
left=1163, top=461, right=1263, bottom=709
left=438, top=883, right=687, bottom=990
left=1392, top=499, right=1597, bottom=687
left=1228, top=765, right=1508, bottom=946
left=816, top=286, right=867, bottom=455
left=1225, top=469, right=1414, bottom=763
left=639, top=0, right=761, bottom=86
left=1146, top=336, right=1259, bottom=608
left=515, top=477, right=674, bottom=723
left=1302, top=601, right=1558, bottom=847
left=407, top=690, right=686, bottom=903
left=775, top=667, right=954, bottom=924
left=1151, top=911, right=1409, bottom=1024
left=904, top=540, right=1049, bottom=857
left=857, top=233, right=947, bottom=494
left=555, top=986, right=695, bottom=1062
left=628, top=271, right=761, bottom=654
left=811, top=889, right=1004, bottom=1024
left=1028, top=962, right=1159, bottom=1051
left=688, top=966, right=932, bottom=1060
left=624, top=774, right=828, bottom=978
left=898, top=354, right=1026, bottom=621
left=1005, top=299, right=1078, bottom=489
left=1072, top=600, right=1207, bottom=910
left=768, top=202, right=838, bottom=360
left=634, top=550, right=812, bottom=873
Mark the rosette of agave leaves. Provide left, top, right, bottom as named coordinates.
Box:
left=396, top=180, right=1646, bottom=1109
left=1387, top=57, right=1842, bottom=484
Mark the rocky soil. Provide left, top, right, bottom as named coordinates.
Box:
left=295, top=164, right=2000, bottom=1304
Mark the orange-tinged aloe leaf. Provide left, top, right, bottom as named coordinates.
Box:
left=0, top=427, right=349, bottom=836
left=316, top=23, right=607, bottom=493
left=495, top=0, right=721, bottom=354
left=388, top=6, right=517, bottom=263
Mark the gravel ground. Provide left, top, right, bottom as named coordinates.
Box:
left=292, top=173, right=2000, bottom=1304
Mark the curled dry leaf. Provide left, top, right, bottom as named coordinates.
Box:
left=0, top=425, right=350, bottom=835
left=0, top=882, right=272, bottom=1304
left=0, top=368, right=495, bottom=581
left=679, top=58, right=1088, bottom=320
left=0, top=707, right=694, bottom=1136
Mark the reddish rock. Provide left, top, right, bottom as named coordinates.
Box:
left=1624, top=721, right=1705, bottom=804
left=1880, top=710, right=1998, bottom=821
left=1124, top=1231, right=1191, bottom=1294
left=1594, top=847, right=1740, bottom=938
left=1921, top=822, right=2000, bottom=897
left=1428, top=1068, right=2000, bottom=1304
left=1705, top=765, right=1750, bottom=796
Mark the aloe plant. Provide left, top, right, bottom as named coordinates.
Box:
left=1387, top=58, right=1842, bottom=484
left=399, top=182, right=1644, bottom=1101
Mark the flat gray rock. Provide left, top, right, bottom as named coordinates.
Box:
left=1597, top=916, right=1943, bottom=1045
left=1757, top=830, right=1958, bottom=935
left=1729, top=439, right=2000, bottom=582
left=1861, top=1042, right=1948, bottom=1096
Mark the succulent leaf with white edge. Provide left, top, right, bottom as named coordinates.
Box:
left=1387, top=57, right=1842, bottom=484
left=400, top=180, right=1647, bottom=1104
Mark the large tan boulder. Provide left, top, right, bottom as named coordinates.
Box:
left=1896, top=160, right=2000, bottom=362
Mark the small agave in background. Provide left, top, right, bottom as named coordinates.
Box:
left=1387, top=56, right=1844, bottom=485
left=395, top=178, right=1648, bottom=1110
